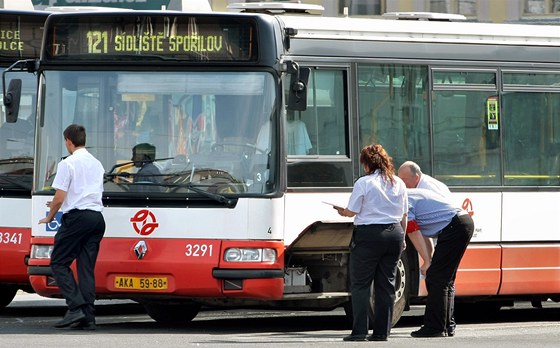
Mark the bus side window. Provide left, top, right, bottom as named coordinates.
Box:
left=288, top=70, right=347, bottom=156
left=286, top=68, right=352, bottom=188
left=502, top=71, right=560, bottom=186
left=357, top=64, right=430, bottom=173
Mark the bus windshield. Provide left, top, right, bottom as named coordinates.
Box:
left=36, top=70, right=276, bottom=196
left=0, top=70, right=36, bottom=191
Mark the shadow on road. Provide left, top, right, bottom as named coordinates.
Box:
left=1, top=298, right=558, bottom=336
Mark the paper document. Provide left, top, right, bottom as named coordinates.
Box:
left=322, top=201, right=344, bottom=210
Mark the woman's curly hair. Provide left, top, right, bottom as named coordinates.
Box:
left=359, top=144, right=396, bottom=184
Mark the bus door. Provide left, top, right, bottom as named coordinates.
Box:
left=284, top=66, right=353, bottom=247
left=282, top=65, right=354, bottom=297
left=430, top=67, right=501, bottom=295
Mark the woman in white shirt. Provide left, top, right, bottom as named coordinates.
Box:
left=335, top=144, right=407, bottom=342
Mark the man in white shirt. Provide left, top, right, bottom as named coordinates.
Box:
left=398, top=161, right=450, bottom=271
left=39, top=124, right=105, bottom=330
left=398, top=160, right=459, bottom=337
left=406, top=188, right=474, bottom=338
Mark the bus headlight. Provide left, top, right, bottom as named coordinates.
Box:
left=30, top=245, right=54, bottom=259
left=224, top=248, right=277, bottom=263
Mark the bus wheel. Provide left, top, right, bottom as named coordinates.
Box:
left=0, top=286, right=18, bottom=310
left=343, top=251, right=410, bottom=328
left=143, top=302, right=201, bottom=325
left=386, top=251, right=409, bottom=326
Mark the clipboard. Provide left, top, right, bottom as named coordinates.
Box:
left=322, top=201, right=344, bottom=210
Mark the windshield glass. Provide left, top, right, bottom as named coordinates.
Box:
left=0, top=70, right=36, bottom=191
left=36, top=70, right=276, bottom=196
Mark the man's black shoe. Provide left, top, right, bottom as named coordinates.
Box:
left=54, top=309, right=86, bottom=328
left=342, top=334, right=367, bottom=341
left=446, top=328, right=455, bottom=337
left=70, top=320, right=96, bottom=331
left=367, top=334, right=388, bottom=341
left=411, top=327, right=445, bottom=338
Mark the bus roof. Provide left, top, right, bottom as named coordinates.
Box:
left=44, top=6, right=135, bottom=12
left=228, top=2, right=324, bottom=14
left=279, top=15, right=560, bottom=47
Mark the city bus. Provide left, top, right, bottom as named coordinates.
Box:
left=0, top=8, right=48, bottom=309
left=8, top=3, right=559, bottom=324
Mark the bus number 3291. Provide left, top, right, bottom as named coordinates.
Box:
left=185, top=244, right=213, bottom=257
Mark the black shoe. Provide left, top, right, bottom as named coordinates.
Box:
left=411, top=327, right=445, bottom=338
left=70, top=320, right=96, bottom=331
left=54, top=309, right=86, bottom=328
left=446, top=328, right=455, bottom=337
left=367, top=335, right=388, bottom=341
left=343, top=334, right=367, bottom=341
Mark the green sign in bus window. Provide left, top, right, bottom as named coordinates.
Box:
left=486, top=96, right=499, bottom=130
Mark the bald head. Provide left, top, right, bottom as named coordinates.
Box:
left=398, top=161, right=422, bottom=188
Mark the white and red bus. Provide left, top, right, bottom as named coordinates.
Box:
left=0, top=8, right=48, bottom=309
left=9, top=4, right=560, bottom=323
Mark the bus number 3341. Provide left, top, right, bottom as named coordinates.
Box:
left=0, top=232, right=23, bottom=245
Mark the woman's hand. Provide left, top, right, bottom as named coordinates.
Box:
left=334, top=206, right=345, bottom=216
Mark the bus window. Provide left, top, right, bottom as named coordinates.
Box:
left=357, top=64, right=429, bottom=172
left=503, top=71, right=560, bottom=186
left=287, top=69, right=347, bottom=156
left=431, top=69, right=499, bottom=186
left=0, top=73, right=36, bottom=162
left=285, top=68, right=351, bottom=188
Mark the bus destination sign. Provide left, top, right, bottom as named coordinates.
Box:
left=0, top=13, right=46, bottom=59
left=46, top=14, right=258, bottom=62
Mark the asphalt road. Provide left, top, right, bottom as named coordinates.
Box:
left=1, top=292, right=559, bottom=347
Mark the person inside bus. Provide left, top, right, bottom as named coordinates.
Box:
left=286, top=111, right=312, bottom=155
left=406, top=188, right=474, bottom=338
left=334, top=144, right=407, bottom=342
left=397, top=160, right=456, bottom=336
left=131, top=143, right=164, bottom=192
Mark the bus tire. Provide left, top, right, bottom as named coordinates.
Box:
left=343, top=251, right=410, bottom=328
left=386, top=251, right=409, bottom=326
left=143, top=302, right=201, bottom=325
left=0, top=286, right=18, bottom=310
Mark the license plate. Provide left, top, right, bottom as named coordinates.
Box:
left=114, top=276, right=168, bottom=290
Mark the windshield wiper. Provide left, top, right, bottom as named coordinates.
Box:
left=165, top=169, right=238, bottom=208
left=175, top=181, right=236, bottom=208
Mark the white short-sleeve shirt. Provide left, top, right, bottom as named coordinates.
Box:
left=347, top=171, right=407, bottom=225
left=52, top=148, right=105, bottom=213
left=417, top=174, right=451, bottom=197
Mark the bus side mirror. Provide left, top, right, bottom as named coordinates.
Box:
left=286, top=62, right=310, bottom=111
left=3, top=79, right=22, bottom=123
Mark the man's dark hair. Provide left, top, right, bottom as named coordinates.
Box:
left=133, top=143, right=156, bottom=162
left=63, top=124, right=86, bottom=147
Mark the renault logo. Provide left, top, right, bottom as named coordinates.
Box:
left=134, top=240, right=148, bottom=260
